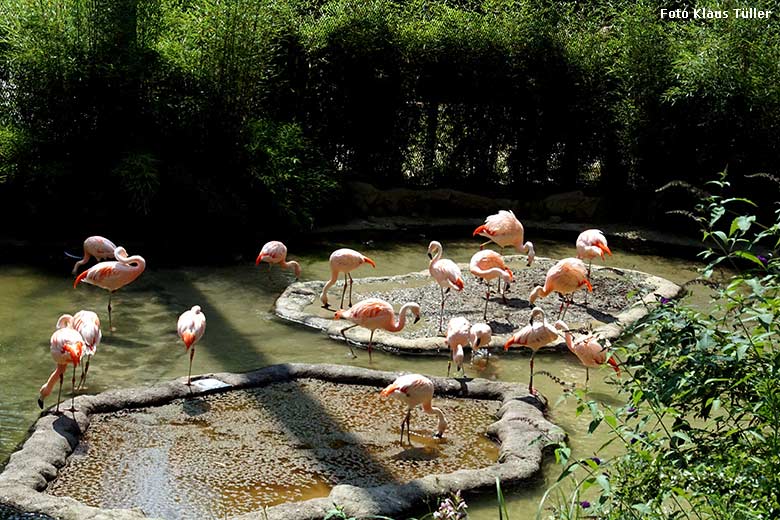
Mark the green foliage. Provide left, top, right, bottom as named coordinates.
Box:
left=543, top=173, right=780, bottom=519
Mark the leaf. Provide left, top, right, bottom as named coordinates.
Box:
left=596, top=474, right=611, bottom=494
left=734, top=251, right=765, bottom=268
left=730, top=215, right=754, bottom=236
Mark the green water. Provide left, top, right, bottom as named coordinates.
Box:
left=0, top=237, right=707, bottom=518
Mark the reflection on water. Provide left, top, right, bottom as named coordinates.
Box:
left=0, top=238, right=709, bottom=518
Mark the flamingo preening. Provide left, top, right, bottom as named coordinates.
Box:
left=557, top=323, right=620, bottom=388
left=380, top=373, right=447, bottom=445
left=177, top=305, right=206, bottom=386
left=38, top=315, right=84, bottom=413
left=576, top=229, right=612, bottom=278
left=74, top=246, right=146, bottom=331
left=529, top=257, right=592, bottom=320
left=72, top=310, right=102, bottom=390
left=469, top=250, right=513, bottom=320
left=334, top=298, right=421, bottom=361
left=473, top=210, right=535, bottom=266
left=320, top=248, right=376, bottom=310
left=427, top=241, right=464, bottom=333
left=255, top=241, right=301, bottom=279
left=68, top=236, right=117, bottom=274
left=504, top=307, right=563, bottom=394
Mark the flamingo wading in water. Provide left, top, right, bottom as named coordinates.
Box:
left=445, top=316, right=471, bottom=377
left=72, top=310, right=102, bottom=389
left=427, top=241, right=464, bottom=333
left=473, top=210, right=535, bottom=266
left=504, top=307, right=563, bottom=394
left=74, top=246, right=146, bottom=331
left=68, top=236, right=117, bottom=274
left=255, top=241, right=301, bottom=279
left=177, top=305, right=206, bottom=386
left=320, top=248, right=376, bottom=310
left=529, top=257, right=592, bottom=320
left=558, top=323, right=620, bottom=388
left=469, top=250, right=514, bottom=320
left=334, top=298, right=420, bottom=361
left=380, top=373, right=447, bottom=445
left=38, top=315, right=84, bottom=413
left=576, top=229, right=612, bottom=279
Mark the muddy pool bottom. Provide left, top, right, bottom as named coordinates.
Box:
left=47, top=379, right=499, bottom=519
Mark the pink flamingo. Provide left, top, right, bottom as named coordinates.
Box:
left=38, top=315, right=84, bottom=413
left=334, top=298, right=420, bottom=361
left=320, top=248, right=376, bottom=310
left=177, top=305, right=206, bottom=386
left=469, top=250, right=514, bottom=320
left=557, top=323, right=620, bottom=388
left=380, top=373, right=447, bottom=445
left=427, top=241, right=465, bottom=333
left=469, top=322, right=493, bottom=367
left=69, top=236, right=117, bottom=274
left=504, top=307, right=562, bottom=394
left=576, top=229, right=612, bottom=278
left=473, top=210, right=535, bottom=266
left=445, top=316, right=471, bottom=377
left=529, top=257, right=592, bottom=320
left=72, top=310, right=102, bottom=389
left=255, top=241, right=301, bottom=279
left=73, top=246, right=146, bottom=331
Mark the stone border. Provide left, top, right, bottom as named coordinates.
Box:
left=0, top=364, right=564, bottom=520
left=275, top=256, right=681, bottom=355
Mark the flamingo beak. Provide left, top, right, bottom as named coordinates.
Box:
left=427, top=253, right=433, bottom=259
left=255, top=253, right=264, bottom=266
left=414, top=314, right=420, bottom=324
left=474, top=338, right=481, bottom=348
left=37, top=397, right=44, bottom=409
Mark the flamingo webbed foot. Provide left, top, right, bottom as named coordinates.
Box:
left=433, top=432, right=443, bottom=439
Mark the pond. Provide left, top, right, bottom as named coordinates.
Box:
left=0, top=236, right=708, bottom=518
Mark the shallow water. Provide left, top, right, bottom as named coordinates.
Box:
left=0, top=237, right=709, bottom=518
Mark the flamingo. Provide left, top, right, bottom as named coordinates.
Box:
left=469, top=250, right=514, bottom=320
left=69, top=236, right=117, bottom=274
left=576, top=229, right=612, bottom=278
left=445, top=316, right=471, bottom=377
left=473, top=210, right=535, bottom=266
left=557, top=323, right=620, bottom=388
left=73, top=246, right=146, bottom=331
left=255, top=241, right=301, bottom=279
left=380, top=373, right=447, bottom=445
left=72, top=310, right=102, bottom=389
left=320, top=248, right=376, bottom=310
left=504, top=307, right=562, bottom=394
left=38, top=315, right=84, bottom=413
left=529, top=258, right=592, bottom=320
left=177, top=305, right=206, bottom=386
left=427, top=241, right=465, bottom=333
left=334, top=298, right=420, bottom=361
left=469, top=322, right=493, bottom=366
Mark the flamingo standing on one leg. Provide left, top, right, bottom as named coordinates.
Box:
left=320, top=248, right=376, bottom=310
left=529, top=257, right=592, bottom=320
left=72, top=310, right=102, bottom=389
left=334, top=298, right=420, bottom=361
left=576, top=229, right=612, bottom=279
left=504, top=307, right=562, bottom=394
left=557, top=323, right=620, bottom=388
left=469, top=250, right=514, bottom=320
left=73, top=246, right=146, bottom=331
left=469, top=322, right=493, bottom=368
left=69, top=236, right=117, bottom=274
left=473, top=210, right=535, bottom=266
left=177, top=305, right=206, bottom=386
left=427, top=241, right=464, bottom=333
left=255, top=241, right=301, bottom=279
left=38, top=315, right=84, bottom=413
left=445, top=316, right=471, bottom=377
left=380, top=373, right=447, bottom=445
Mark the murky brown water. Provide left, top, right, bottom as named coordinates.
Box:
left=0, top=237, right=711, bottom=518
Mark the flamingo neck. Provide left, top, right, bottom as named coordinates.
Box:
left=563, top=330, right=574, bottom=352
left=524, top=241, right=536, bottom=264
left=116, top=250, right=146, bottom=271
left=529, top=285, right=549, bottom=303
left=39, top=364, right=68, bottom=399
left=476, top=266, right=507, bottom=280
left=422, top=403, right=447, bottom=436
left=430, top=245, right=443, bottom=263
left=387, top=303, right=417, bottom=332
left=281, top=260, right=301, bottom=278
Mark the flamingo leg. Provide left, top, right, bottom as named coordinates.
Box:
left=529, top=351, right=536, bottom=394
left=483, top=280, right=491, bottom=320
left=447, top=358, right=452, bottom=377
left=438, top=286, right=445, bottom=333
left=340, top=273, right=348, bottom=309
left=400, top=409, right=411, bottom=445
left=585, top=260, right=593, bottom=304
left=585, top=367, right=590, bottom=390
left=339, top=324, right=359, bottom=358
left=68, top=364, right=77, bottom=412
left=368, top=330, right=374, bottom=362
left=108, top=292, right=115, bottom=332
left=479, top=240, right=492, bottom=250
left=405, top=411, right=412, bottom=445
left=77, top=357, right=90, bottom=390
left=187, top=348, right=195, bottom=385
left=560, top=295, right=573, bottom=321
left=55, top=372, right=64, bottom=413
left=348, top=273, right=354, bottom=307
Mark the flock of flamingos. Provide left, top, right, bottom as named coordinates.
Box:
left=39, top=210, right=620, bottom=445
